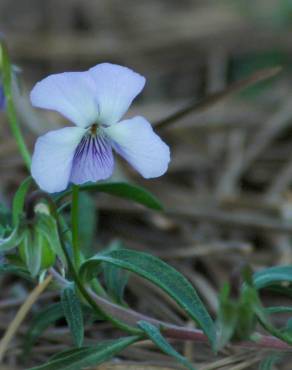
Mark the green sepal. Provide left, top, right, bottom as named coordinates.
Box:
left=19, top=228, right=41, bottom=277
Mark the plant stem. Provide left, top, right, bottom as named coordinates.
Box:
left=6, top=96, right=31, bottom=169
left=69, top=186, right=108, bottom=297
left=91, top=278, right=108, bottom=298
left=88, top=287, right=292, bottom=352
left=1, top=41, right=31, bottom=169
left=50, top=267, right=292, bottom=352
left=71, top=185, right=81, bottom=269
left=68, top=254, right=141, bottom=335
left=54, top=213, right=142, bottom=336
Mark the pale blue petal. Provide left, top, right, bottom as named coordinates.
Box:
left=31, top=127, right=85, bottom=193
left=89, top=63, right=145, bottom=125
left=105, top=116, right=170, bottom=178
left=70, top=133, right=114, bottom=185
left=30, top=72, right=99, bottom=128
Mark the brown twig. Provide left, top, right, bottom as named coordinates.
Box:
left=0, top=275, right=52, bottom=362
left=155, top=67, right=282, bottom=130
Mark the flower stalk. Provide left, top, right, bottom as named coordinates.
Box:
left=0, top=40, right=31, bottom=169
left=71, top=185, right=81, bottom=269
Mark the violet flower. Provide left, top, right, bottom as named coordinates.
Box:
left=30, top=63, right=170, bottom=193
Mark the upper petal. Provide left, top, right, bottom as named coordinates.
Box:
left=89, top=63, right=145, bottom=125
left=31, top=127, right=85, bottom=193
left=30, top=72, right=99, bottom=128
left=105, top=116, right=170, bottom=178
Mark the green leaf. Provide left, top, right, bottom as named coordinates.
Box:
left=103, top=241, right=129, bottom=304
left=23, top=303, right=64, bottom=356
left=104, top=262, right=129, bottom=304
left=80, top=249, right=216, bottom=346
left=0, top=263, right=31, bottom=280
left=138, top=321, right=196, bottom=370
left=28, top=336, right=139, bottom=370
left=215, top=283, right=238, bottom=350
left=251, top=291, right=292, bottom=344
left=253, top=266, right=292, bottom=290
left=265, top=306, right=292, bottom=315
left=59, top=182, right=163, bottom=210
left=258, top=354, right=281, bottom=370
left=0, top=203, right=11, bottom=229
left=61, top=284, right=84, bottom=348
left=12, top=177, right=32, bottom=226
left=0, top=225, right=24, bottom=252
left=235, top=286, right=257, bottom=339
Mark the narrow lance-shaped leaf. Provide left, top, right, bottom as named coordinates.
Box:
left=0, top=263, right=31, bottom=280
left=259, top=354, right=282, bottom=370
left=215, top=283, right=238, bottom=350
left=58, top=182, right=163, bottom=211
left=245, top=283, right=292, bottom=345
left=265, top=306, right=292, bottom=315
left=80, top=248, right=216, bottom=346
left=253, top=266, right=292, bottom=290
left=254, top=304, right=292, bottom=345
left=104, top=262, right=129, bottom=304
left=103, top=240, right=130, bottom=304
left=23, top=303, right=64, bottom=356
left=12, top=176, right=32, bottom=226
left=0, top=225, right=24, bottom=252
left=28, top=336, right=140, bottom=370
left=138, top=321, right=196, bottom=370
left=61, top=284, right=84, bottom=348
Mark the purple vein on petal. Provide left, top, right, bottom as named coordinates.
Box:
left=70, top=132, right=114, bottom=185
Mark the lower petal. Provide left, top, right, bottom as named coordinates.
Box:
left=105, top=116, right=170, bottom=178
left=31, top=127, right=85, bottom=193
left=70, top=133, right=114, bottom=185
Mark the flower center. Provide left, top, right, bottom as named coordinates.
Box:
left=90, top=123, right=99, bottom=137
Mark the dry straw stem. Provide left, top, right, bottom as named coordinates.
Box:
left=0, top=275, right=52, bottom=363
left=155, top=67, right=282, bottom=130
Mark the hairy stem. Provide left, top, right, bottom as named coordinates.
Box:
left=54, top=216, right=142, bottom=336
left=51, top=268, right=292, bottom=352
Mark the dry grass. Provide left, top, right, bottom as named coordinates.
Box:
left=1, top=0, right=292, bottom=368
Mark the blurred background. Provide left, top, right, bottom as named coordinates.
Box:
left=2, top=0, right=292, bottom=369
